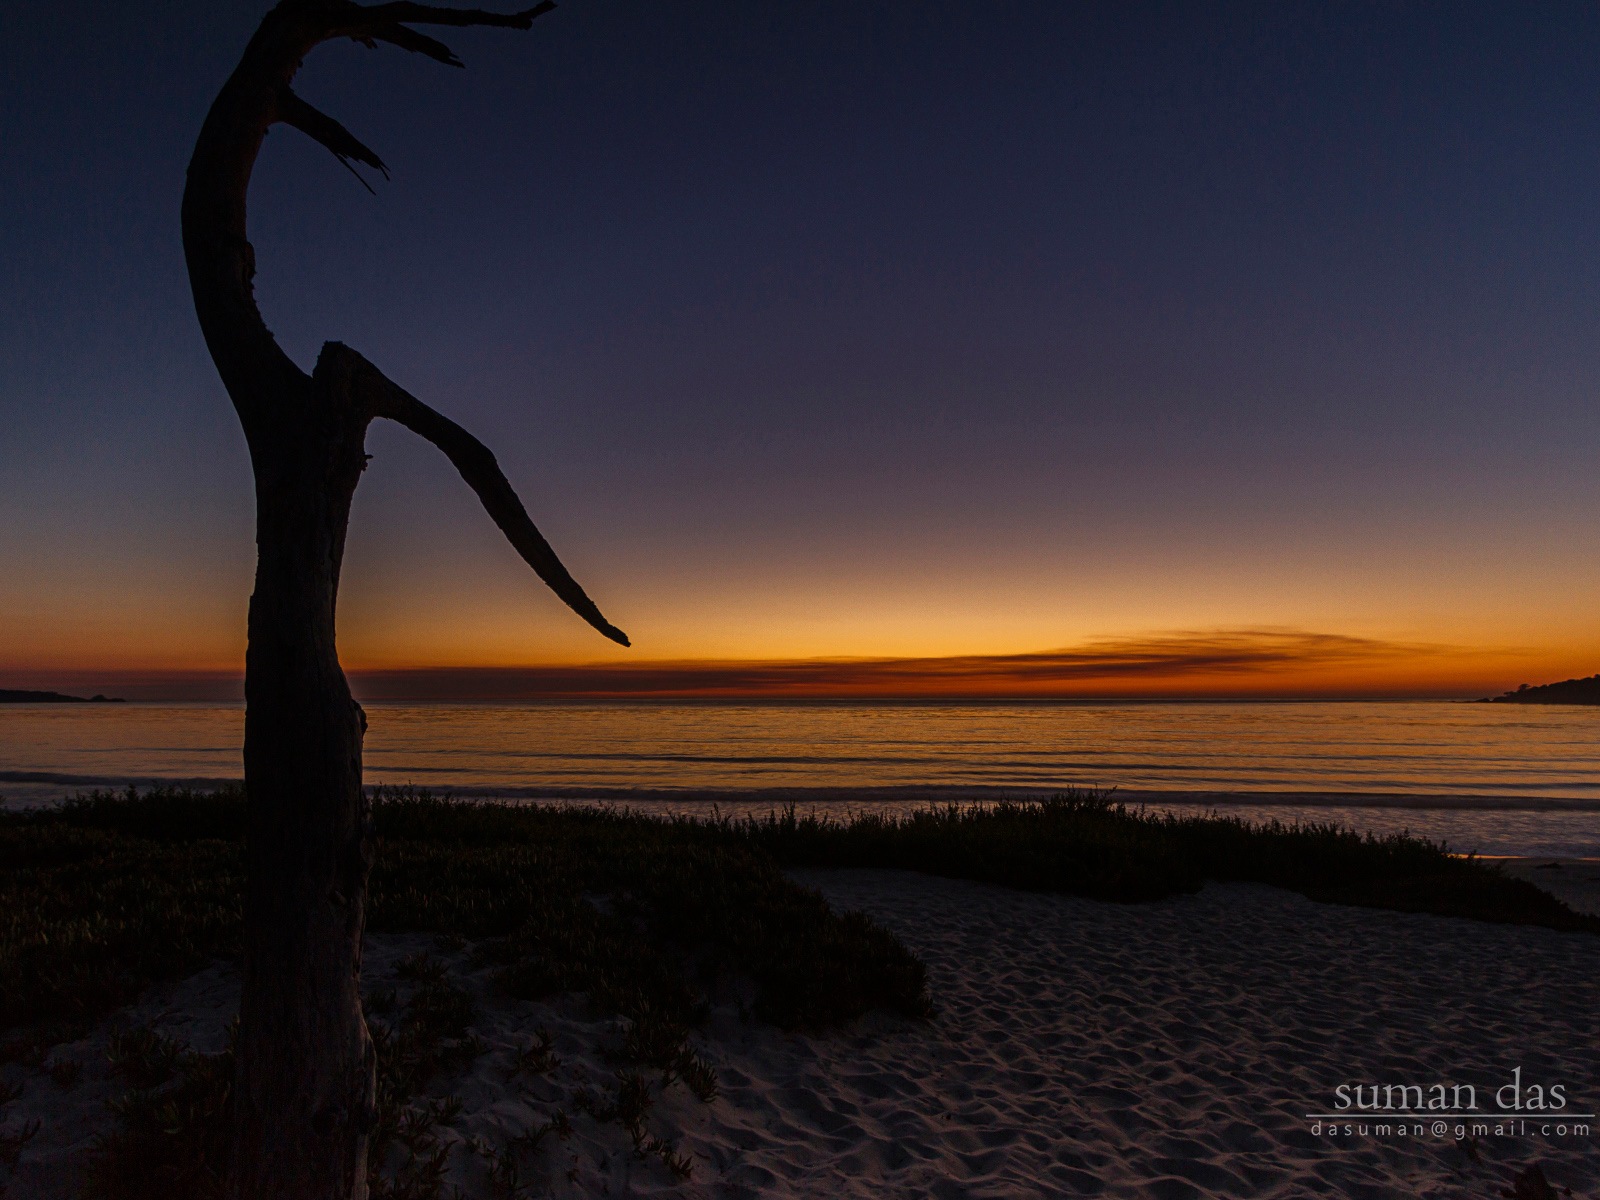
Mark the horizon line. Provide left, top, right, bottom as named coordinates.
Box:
left=1, top=628, right=1551, bottom=703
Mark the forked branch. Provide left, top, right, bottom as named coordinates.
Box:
left=328, top=343, right=630, bottom=647
left=340, top=2, right=557, bottom=69
left=365, top=23, right=467, bottom=66
left=185, top=0, right=563, bottom=420
left=278, top=88, right=389, bottom=189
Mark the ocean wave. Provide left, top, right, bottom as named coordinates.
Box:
left=0, top=770, right=242, bottom=789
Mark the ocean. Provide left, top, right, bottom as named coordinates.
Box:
left=2, top=700, right=1597, bottom=857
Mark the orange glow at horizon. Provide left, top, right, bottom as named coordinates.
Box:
left=5, top=627, right=1593, bottom=702
left=337, top=630, right=1593, bottom=700
left=5, top=529, right=1598, bottom=700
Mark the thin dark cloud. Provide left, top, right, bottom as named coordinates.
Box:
left=3, top=630, right=1472, bottom=701
left=345, top=629, right=1459, bottom=699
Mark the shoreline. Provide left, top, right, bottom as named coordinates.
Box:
left=5, top=777, right=1600, bottom=809
left=4, top=781, right=1596, bottom=860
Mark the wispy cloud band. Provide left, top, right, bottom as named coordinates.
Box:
left=4, top=629, right=1497, bottom=700
left=346, top=628, right=1463, bottom=699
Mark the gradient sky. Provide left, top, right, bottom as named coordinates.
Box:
left=3, top=1, right=1599, bottom=698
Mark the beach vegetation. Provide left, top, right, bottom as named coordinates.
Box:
left=737, top=789, right=1600, bottom=932
left=0, top=786, right=928, bottom=1198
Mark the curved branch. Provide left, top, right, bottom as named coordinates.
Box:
left=327, top=344, right=630, bottom=646
left=182, top=1, right=554, bottom=429
left=182, top=5, right=328, bottom=426
left=278, top=88, right=389, bottom=190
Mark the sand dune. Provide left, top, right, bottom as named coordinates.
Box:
left=6, top=871, right=1596, bottom=1196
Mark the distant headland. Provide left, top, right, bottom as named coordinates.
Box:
left=0, top=689, right=125, bottom=704
left=1482, top=674, right=1600, bottom=705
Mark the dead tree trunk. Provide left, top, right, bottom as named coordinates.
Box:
left=181, top=5, right=625, bottom=1196
left=230, top=351, right=377, bottom=1197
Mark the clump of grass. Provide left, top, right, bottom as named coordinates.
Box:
left=0, top=821, right=241, bottom=1028
left=374, top=1102, right=453, bottom=1200
left=33, top=786, right=247, bottom=844
left=368, top=1096, right=464, bottom=1200
left=0, top=787, right=930, bottom=1040
left=366, top=955, right=483, bottom=1196
left=469, top=1109, right=573, bottom=1200
left=1149, top=806, right=1596, bottom=926
left=575, top=1072, right=694, bottom=1179
left=86, top=1033, right=233, bottom=1200
left=738, top=790, right=1203, bottom=902
left=735, top=789, right=1600, bottom=932
left=510, top=1027, right=557, bottom=1079
left=371, top=790, right=934, bottom=1031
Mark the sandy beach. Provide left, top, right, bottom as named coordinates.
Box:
left=6, top=866, right=1597, bottom=1197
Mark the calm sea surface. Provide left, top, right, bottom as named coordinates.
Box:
left=3, top=700, right=1597, bottom=856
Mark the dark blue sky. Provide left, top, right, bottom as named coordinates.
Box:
left=3, top=1, right=1598, bottom=690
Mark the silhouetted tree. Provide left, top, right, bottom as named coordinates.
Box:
left=181, top=3, right=626, bottom=1195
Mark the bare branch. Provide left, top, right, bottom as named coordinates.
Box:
left=340, top=2, right=555, bottom=34
left=326, top=344, right=629, bottom=646
left=277, top=88, right=389, bottom=191
left=337, top=3, right=556, bottom=68
left=182, top=0, right=558, bottom=427
left=366, top=22, right=465, bottom=67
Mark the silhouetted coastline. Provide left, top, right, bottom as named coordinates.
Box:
left=0, top=689, right=124, bottom=704
left=1483, top=674, right=1600, bottom=705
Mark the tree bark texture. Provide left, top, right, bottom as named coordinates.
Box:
left=181, top=4, right=622, bottom=1196
left=230, top=351, right=377, bottom=1198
